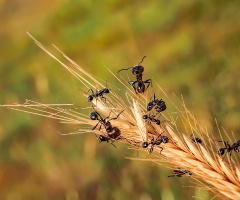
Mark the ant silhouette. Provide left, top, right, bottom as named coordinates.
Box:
left=218, top=140, right=240, bottom=157
left=89, top=110, right=124, bottom=139
left=87, top=81, right=120, bottom=103
left=117, top=56, right=152, bottom=94
left=168, top=168, right=192, bottom=177
left=142, top=134, right=169, bottom=154
left=147, top=93, right=166, bottom=114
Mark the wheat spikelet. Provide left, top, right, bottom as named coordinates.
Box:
left=1, top=33, right=239, bottom=200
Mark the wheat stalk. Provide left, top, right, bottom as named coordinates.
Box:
left=1, top=33, right=240, bottom=200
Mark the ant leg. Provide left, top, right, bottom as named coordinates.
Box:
left=104, top=110, right=113, bottom=121
left=143, top=79, right=152, bottom=90
left=101, top=96, right=107, bottom=103
left=156, top=133, right=162, bottom=141
left=110, top=140, right=116, bottom=148
left=149, top=145, right=154, bottom=154
left=98, top=124, right=102, bottom=131
left=159, top=146, right=163, bottom=154
left=88, top=88, right=94, bottom=94
left=108, top=110, right=124, bottom=121
left=128, top=81, right=137, bottom=93
left=156, top=112, right=162, bottom=120
left=121, top=136, right=132, bottom=145
left=151, top=136, right=154, bottom=143
left=92, top=121, right=100, bottom=130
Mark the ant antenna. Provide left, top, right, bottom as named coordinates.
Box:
left=105, top=80, right=121, bottom=91
left=117, top=67, right=133, bottom=73
left=105, top=80, right=108, bottom=88
left=149, top=93, right=155, bottom=102
left=138, top=56, right=146, bottom=65
left=109, top=88, right=121, bottom=91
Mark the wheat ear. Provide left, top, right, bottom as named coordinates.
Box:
left=1, top=33, right=239, bottom=200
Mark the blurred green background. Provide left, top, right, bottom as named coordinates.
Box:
left=1, top=0, right=240, bottom=199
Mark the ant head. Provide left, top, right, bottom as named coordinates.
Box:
left=142, top=142, right=149, bottom=148
left=102, top=88, right=110, bottom=94
left=156, top=120, right=160, bottom=125
left=142, top=115, right=148, bottom=120
left=147, top=102, right=155, bottom=111
left=132, top=65, right=144, bottom=75
left=161, top=136, right=169, bottom=144
left=157, top=100, right=166, bottom=112
left=89, top=111, right=99, bottom=120
left=88, top=95, right=93, bottom=102
left=218, top=148, right=225, bottom=156
left=237, top=140, right=240, bottom=145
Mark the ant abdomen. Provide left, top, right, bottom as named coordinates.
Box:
left=108, top=127, right=121, bottom=139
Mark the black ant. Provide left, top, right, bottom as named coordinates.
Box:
left=147, top=93, right=166, bottom=114
left=89, top=110, right=124, bottom=139
left=218, top=140, right=240, bottom=157
left=142, top=114, right=161, bottom=125
left=142, top=134, right=169, bottom=154
left=168, top=168, right=192, bottom=177
left=191, top=137, right=202, bottom=144
left=117, top=56, right=152, bottom=94
left=87, top=81, right=120, bottom=103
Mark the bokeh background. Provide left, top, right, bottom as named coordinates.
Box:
left=1, top=0, right=240, bottom=199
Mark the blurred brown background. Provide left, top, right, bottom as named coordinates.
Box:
left=0, top=0, right=240, bottom=199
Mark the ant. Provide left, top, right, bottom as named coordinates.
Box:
left=89, top=110, right=124, bottom=139
left=168, top=168, right=192, bottom=177
left=142, top=134, right=169, bottom=154
left=87, top=81, right=120, bottom=103
left=147, top=93, right=166, bottom=114
left=218, top=140, right=240, bottom=157
left=117, top=56, right=152, bottom=94
left=142, top=114, right=161, bottom=125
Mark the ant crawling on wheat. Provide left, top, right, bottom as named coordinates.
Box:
left=117, top=56, right=152, bottom=94
left=218, top=140, right=240, bottom=157
left=147, top=93, right=166, bottom=115
left=87, top=80, right=120, bottom=103
left=168, top=168, right=192, bottom=177
left=142, top=113, right=161, bottom=125
left=142, top=134, right=169, bottom=154
left=89, top=110, right=124, bottom=139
